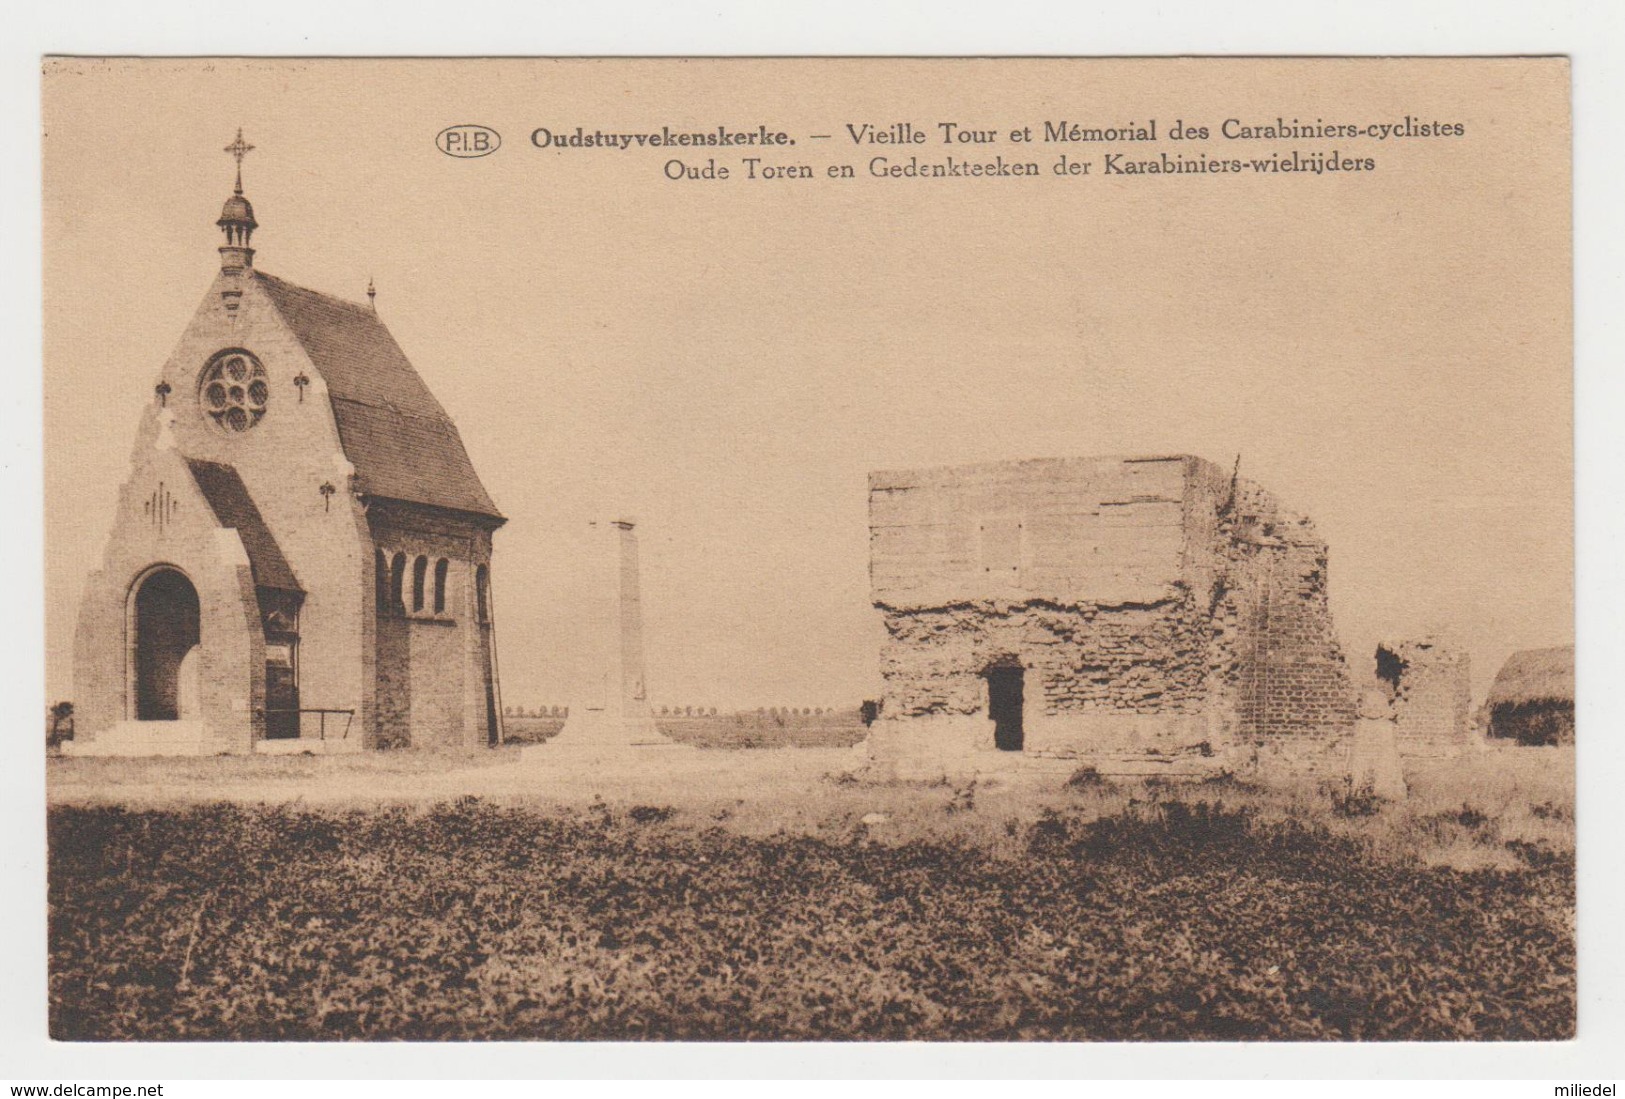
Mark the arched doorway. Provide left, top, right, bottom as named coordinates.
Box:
left=131, top=567, right=201, bottom=721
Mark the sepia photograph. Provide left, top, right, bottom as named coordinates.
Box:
left=36, top=56, right=1578, bottom=1048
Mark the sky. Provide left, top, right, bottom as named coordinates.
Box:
left=42, top=58, right=1572, bottom=711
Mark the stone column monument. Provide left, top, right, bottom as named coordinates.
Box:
left=544, top=519, right=674, bottom=751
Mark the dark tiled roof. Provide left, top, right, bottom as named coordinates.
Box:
left=185, top=459, right=303, bottom=592
left=255, top=272, right=503, bottom=522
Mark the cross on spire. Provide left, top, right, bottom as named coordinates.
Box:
left=224, top=128, right=255, bottom=195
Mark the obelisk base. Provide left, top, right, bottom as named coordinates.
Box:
left=554, top=707, right=672, bottom=747
left=518, top=707, right=693, bottom=764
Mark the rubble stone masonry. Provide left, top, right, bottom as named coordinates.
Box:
left=868, top=455, right=1357, bottom=777
left=1376, top=638, right=1474, bottom=757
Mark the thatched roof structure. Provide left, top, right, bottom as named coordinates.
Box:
left=1486, top=645, right=1574, bottom=709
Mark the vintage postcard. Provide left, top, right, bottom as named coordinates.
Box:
left=41, top=57, right=1573, bottom=1042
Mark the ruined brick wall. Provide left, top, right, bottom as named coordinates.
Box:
left=1200, top=471, right=1358, bottom=770
left=1376, top=638, right=1472, bottom=757
left=869, top=455, right=1355, bottom=775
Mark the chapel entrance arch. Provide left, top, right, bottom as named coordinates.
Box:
left=131, top=566, right=201, bottom=721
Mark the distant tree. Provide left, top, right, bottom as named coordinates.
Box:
left=47, top=701, right=74, bottom=752
left=684, top=705, right=694, bottom=717
left=709, top=707, right=718, bottom=717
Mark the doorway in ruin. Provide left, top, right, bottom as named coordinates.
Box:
left=984, top=663, right=1025, bottom=751
left=131, top=566, right=201, bottom=721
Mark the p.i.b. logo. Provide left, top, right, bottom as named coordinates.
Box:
left=436, top=124, right=502, bottom=158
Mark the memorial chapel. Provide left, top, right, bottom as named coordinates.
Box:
left=70, top=133, right=506, bottom=754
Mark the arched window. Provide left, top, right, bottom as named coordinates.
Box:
left=374, top=550, right=388, bottom=613
left=411, top=556, right=428, bottom=612
left=433, top=558, right=449, bottom=614
left=389, top=552, right=406, bottom=614
left=475, top=563, right=491, bottom=625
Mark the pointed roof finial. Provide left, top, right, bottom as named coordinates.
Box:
left=217, top=129, right=259, bottom=272
left=224, top=127, right=255, bottom=196
left=367, top=276, right=377, bottom=311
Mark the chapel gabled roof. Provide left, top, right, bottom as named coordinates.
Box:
left=185, top=458, right=303, bottom=592
left=254, top=271, right=505, bottom=524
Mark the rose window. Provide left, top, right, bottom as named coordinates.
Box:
left=200, top=350, right=269, bottom=433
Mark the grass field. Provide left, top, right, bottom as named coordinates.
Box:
left=45, top=743, right=1574, bottom=1041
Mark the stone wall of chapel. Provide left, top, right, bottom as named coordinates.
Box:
left=71, top=439, right=266, bottom=750
left=368, top=506, right=497, bottom=748
left=143, top=268, right=372, bottom=739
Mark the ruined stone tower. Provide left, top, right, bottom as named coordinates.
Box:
left=866, top=454, right=1357, bottom=778
left=1375, top=637, right=1474, bottom=758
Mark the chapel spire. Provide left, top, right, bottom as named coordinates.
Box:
left=216, top=128, right=258, bottom=272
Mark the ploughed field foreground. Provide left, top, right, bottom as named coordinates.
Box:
left=50, top=777, right=1573, bottom=1041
